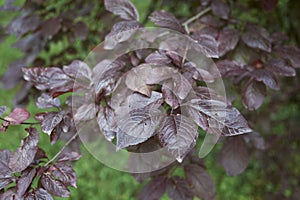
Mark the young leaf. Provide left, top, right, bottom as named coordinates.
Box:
left=74, top=103, right=97, bottom=122
left=184, top=164, right=216, bottom=200
left=52, top=163, right=77, bottom=188
left=167, top=176, right=194, bottom=200
left=242, top=81, right=266, bottom=110
left=4, top=107, right=30, bottom=125
left=40, top=173, right=70, bottom=197
left=217, top=136, right=249, bottom=176
left=211, top=0, right=230, bottom=20
left=242, top=25, right=271, bottom=52
left=157, top=114, right=198, bottom=162
left=36, top=93, right=61, bottom=109
left=57, top=152, right=81, bottom=163
left=9, top=127, right=39, bottom=172
left=139, top=176, right=167, bottom=200
left=104, top=0, right=139, bottom=21
left=149, top=10, right=186, bottom=33
left=97, top=106, right=117, bottom=142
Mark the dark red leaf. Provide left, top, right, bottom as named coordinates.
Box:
left=41, top=112, right=63, bottom=135
left=0, top=150, right=13, bottom=190
left=252, top=69, right=279, bottom=90
left=57, top=152, right=81, bottom=163
left=157, top=114, right=198, bottom=162
left=167, top=176, right=193, bottom=200
left=242, top=81, right=266, bottom=110
left=242, top=25, right=271, bottom=52
left=199, top=15, right=224, bottom=28
left=211, top=0, right=230, bottom=20
left=162, top=84, right=180, bottom=109
left=4, top=107, right=30, bottom=125
left=63, top=60, right=92, bottom=87
left=139, top=176, right=167, bottom=200
left=40, top=173, right=70, bottom=197
left=16, top=168, right=37, bottom=197
left=265, top=59, right=296, bottom=77
left=149, top=10, right=186, bottom=33
left=184, top=164, right=215, bottom=200
left=9, top=127, right=39, bottom=172
left=36, top=93, right=61, bottom=109
left=216, top=60, right=245, bottom=77
left=217, top=136, right=249, bottom=176
left=41, top=18, right=61, bottom=37
left=24, top=188, right=53, bottom=200
left=244, top=131, right=267, bottom=150
left=218, top=28, right=239, bottom=57
left=105, top=0, right=139, bottom=21
left=0, top=59, right=25, bottom=89
left=145, top=51, right=171, bottom=65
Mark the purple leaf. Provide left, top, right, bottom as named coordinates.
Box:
left=244, top=131, right=267, bottom=150
left=0, top=150, right=13, bottom=190
left=162, top=84, right=180, bottom=109
left=275, top=45, right=300, bottom=68
left=41, top=18, right=61, bottom=37
left=242, top=25, right=271, bottom=52
left=217, top=136, right=249, bottom=176
left=218, top=28, right=239, bottom=57
left=92, top=59, right=125, bottom=96
left=74, top=103, right=97, bottom=122
left=16, top=168, right=37, bottom=197
left=104, top=20, right=140, bottom=49
left=63, top=60, right=92, bottom=87
left=51, top=163, right=77, bottom=188
left=191, top=32, right=219, bottom=58
left=57, top=152, right=81, bottom=163
left=145, top=51, right=171, bottom=65
left=265, top=59, right=296, bottom=77
left=167, top=176, right=194, bottom=200
left=199, top=14, right=224, bottom=28
left=41, top=112, right=63, bottom=135
left=149, top=10, right=186, bottom=33
left=9, top=127, right=39, bottom=172
left=97, top=106, right=117, bottom=142
left=7, top=15, right=40, bottom=38
left=216, top=60, right=245, bottom=77
left=73, top=21, right=88, bottom=40
left=184, top=164, right=216, bottom=200
left=40, top=173, right=70, bottom=197
left=105, top=0, right=139, bottom=21
left=157, top=114, right=198, bottom=162
left=1, top=59, right=25, bottom=89
left=116, top=107, right=163, bottom=150
left=139, top=176, right=167, bottom=200
left=211, top=0, right=230, bottom=20
left=24, top=188, right=53, bottom=200
left=36, top=93, right=61, bottom=109
left=252, top=69, right=279, bottom=90
left=182, top=98, right=252, bottom=136
left=23, top=67, right=74, bottom=96
left=242, top=81, right=266, bottom=110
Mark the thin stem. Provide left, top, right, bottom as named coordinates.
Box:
left=0, top=117, right=40, bottom=125
left=182, top=7, right=211, bottom=33
left=44, top=131, right=79, bottom=166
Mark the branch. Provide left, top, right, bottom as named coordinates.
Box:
left=182, top=7, right=211, bottom=33
left=44, top=131, right=79, bottom=166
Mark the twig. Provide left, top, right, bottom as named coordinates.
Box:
left=182, top=7, right=211, bottom=34
left=0, top=117, right=40, bottom=125
left=44, top=131, right=79, bottom=166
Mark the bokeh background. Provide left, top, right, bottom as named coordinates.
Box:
left=1, top=0, right=300, bottom=199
